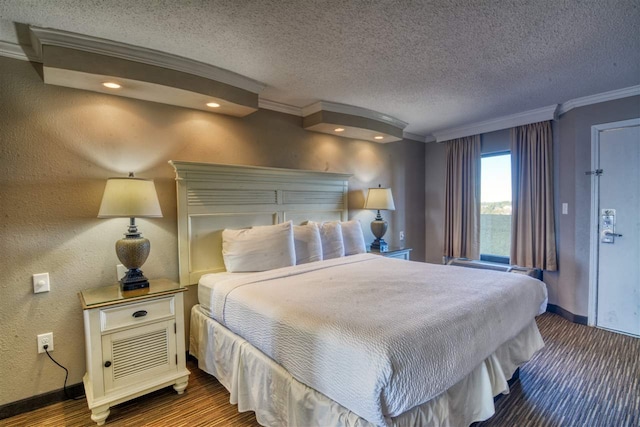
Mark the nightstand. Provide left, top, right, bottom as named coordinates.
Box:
left=79, top=279, right=190, bottom=426
left=369, top=247, right=413, bottom=260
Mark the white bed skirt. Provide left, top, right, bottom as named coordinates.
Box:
left=189, top=304, right=544, bottom=427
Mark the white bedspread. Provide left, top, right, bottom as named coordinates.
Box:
left=198, top=254, right=547, bottom=426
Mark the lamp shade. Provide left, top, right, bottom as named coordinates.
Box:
left=98, top=177, right=162, bottom=218
left=364, top=187, right=395, bottom=211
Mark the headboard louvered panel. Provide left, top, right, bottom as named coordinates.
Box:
left=170, top=161, right=351, bottom=286
left=282, top=190, right=345, bottom=206
left=187, top=189, right=278, bottom=206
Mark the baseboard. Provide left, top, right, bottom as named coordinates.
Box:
left=0, top=382, right=84, bottom=420
left=3, top=352, right=193, bottom=419
left=546, top=304, right=588, bottom=325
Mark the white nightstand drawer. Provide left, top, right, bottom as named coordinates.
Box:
left=100, top=296, right=175, bottom=332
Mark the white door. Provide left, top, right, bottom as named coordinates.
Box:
left=590, top=118, right=640, bottom=337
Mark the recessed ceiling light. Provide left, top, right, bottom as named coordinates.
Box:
left=334, top=128, right=345, bottom=132
left=374, top=136, right=384, bottom=140
left=102, top=82, right=121, bottom=89
left=206, top=102, right=221, bottom=108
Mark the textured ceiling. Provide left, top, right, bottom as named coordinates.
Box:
left=1, top=0, right=639, bottom=138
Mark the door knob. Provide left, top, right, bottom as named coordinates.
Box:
left=604, top=231, right=623, bottom=237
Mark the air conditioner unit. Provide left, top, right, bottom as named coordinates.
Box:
left=443, top=257, right=542, bottom=280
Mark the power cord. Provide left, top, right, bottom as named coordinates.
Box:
left=43, top=345, right=84, bottom=400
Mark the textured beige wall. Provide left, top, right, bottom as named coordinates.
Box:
left=0, top=56, right=425, bottom=405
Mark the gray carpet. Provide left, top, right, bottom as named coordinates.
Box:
left=478, top=313, right=639, bottom=427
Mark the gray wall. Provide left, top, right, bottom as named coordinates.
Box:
left=0, top=56, right=426, bottom=405
left=545, top=95, right=640, bottom=315
left=423, top=96, right=640, bottom=318
left=424, top=142, right=446, bottom=263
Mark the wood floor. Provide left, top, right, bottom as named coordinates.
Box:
left=1, top=313, right=638, bottom=427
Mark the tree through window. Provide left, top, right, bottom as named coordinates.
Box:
left=480, top=152, right=511, bottom=263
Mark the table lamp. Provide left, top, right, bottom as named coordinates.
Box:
left=98, top=173, right=162, bottom=290
left=364, top=185, right=395, bottom=252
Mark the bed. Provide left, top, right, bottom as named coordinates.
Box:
left=170, top=161, right=547, bottom=427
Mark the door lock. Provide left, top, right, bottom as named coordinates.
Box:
left=600, top=209, right=621, bottom=243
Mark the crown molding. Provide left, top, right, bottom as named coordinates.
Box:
left=302, top=101, right=408, bottom=130
left=432, top=84, right=640, bottom=142
left=402, top=131, right=433, bottom=143
left=216, top=97, right=481, bottom=143
left=557, top=85, right=640, bottom=115
left=0, top=40, right=38, bottom=62
left=29, top=26, right=266, bottom=95
left=433, top=104, right=558, bottom=143
left=258, top=99, right=303, bottom=116
left=302, top=101, right=407, bottom=143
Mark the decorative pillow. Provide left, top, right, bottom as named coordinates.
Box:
left=341, top=220, right=367, bottom=255
left=308, top=220, right=345, bottom=260
left=293, top=223, right=323, bottom=264
left=222, top=221, right=295, bottom=272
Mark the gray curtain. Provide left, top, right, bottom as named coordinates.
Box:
left=510, top=121, right=558, bottom=270
left=444, top=135, right=481, bottom=259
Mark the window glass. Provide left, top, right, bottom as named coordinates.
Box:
left=480, top=153, right=511, bottom=260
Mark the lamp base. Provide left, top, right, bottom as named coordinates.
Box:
left=370, top=215, right=389, bottom=252
left=371, top=238, right=389, bottom=252
left=119, top=268, right=150, bottom=291
left=115, top=224, right=151, bottom=292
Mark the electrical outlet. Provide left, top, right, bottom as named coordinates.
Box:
left=116, top=264, right=127, bottom=281
left=399, top=231, right=405, bottom=241
left=37, top=332, right=54, bottom=354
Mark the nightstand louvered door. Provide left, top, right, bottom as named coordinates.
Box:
left=102, top=319, right=176, bottom=393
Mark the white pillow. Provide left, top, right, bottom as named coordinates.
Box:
left=222, top=221, right=295, bottom=272
left=293, top=223, right=323, bottom=264
left=341, top=220, right=367, bottom=255
left=308, top=220, right=345, bottom=260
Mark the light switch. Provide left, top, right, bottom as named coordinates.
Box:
left=33, top=273, right=50, bottom=293
left=562, top=203, right=568, bottom=215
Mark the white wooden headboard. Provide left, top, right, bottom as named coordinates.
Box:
left=169, top=161, right=352, bottom=286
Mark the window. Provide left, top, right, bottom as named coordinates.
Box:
left=480, top=152, right=511, bottom=263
